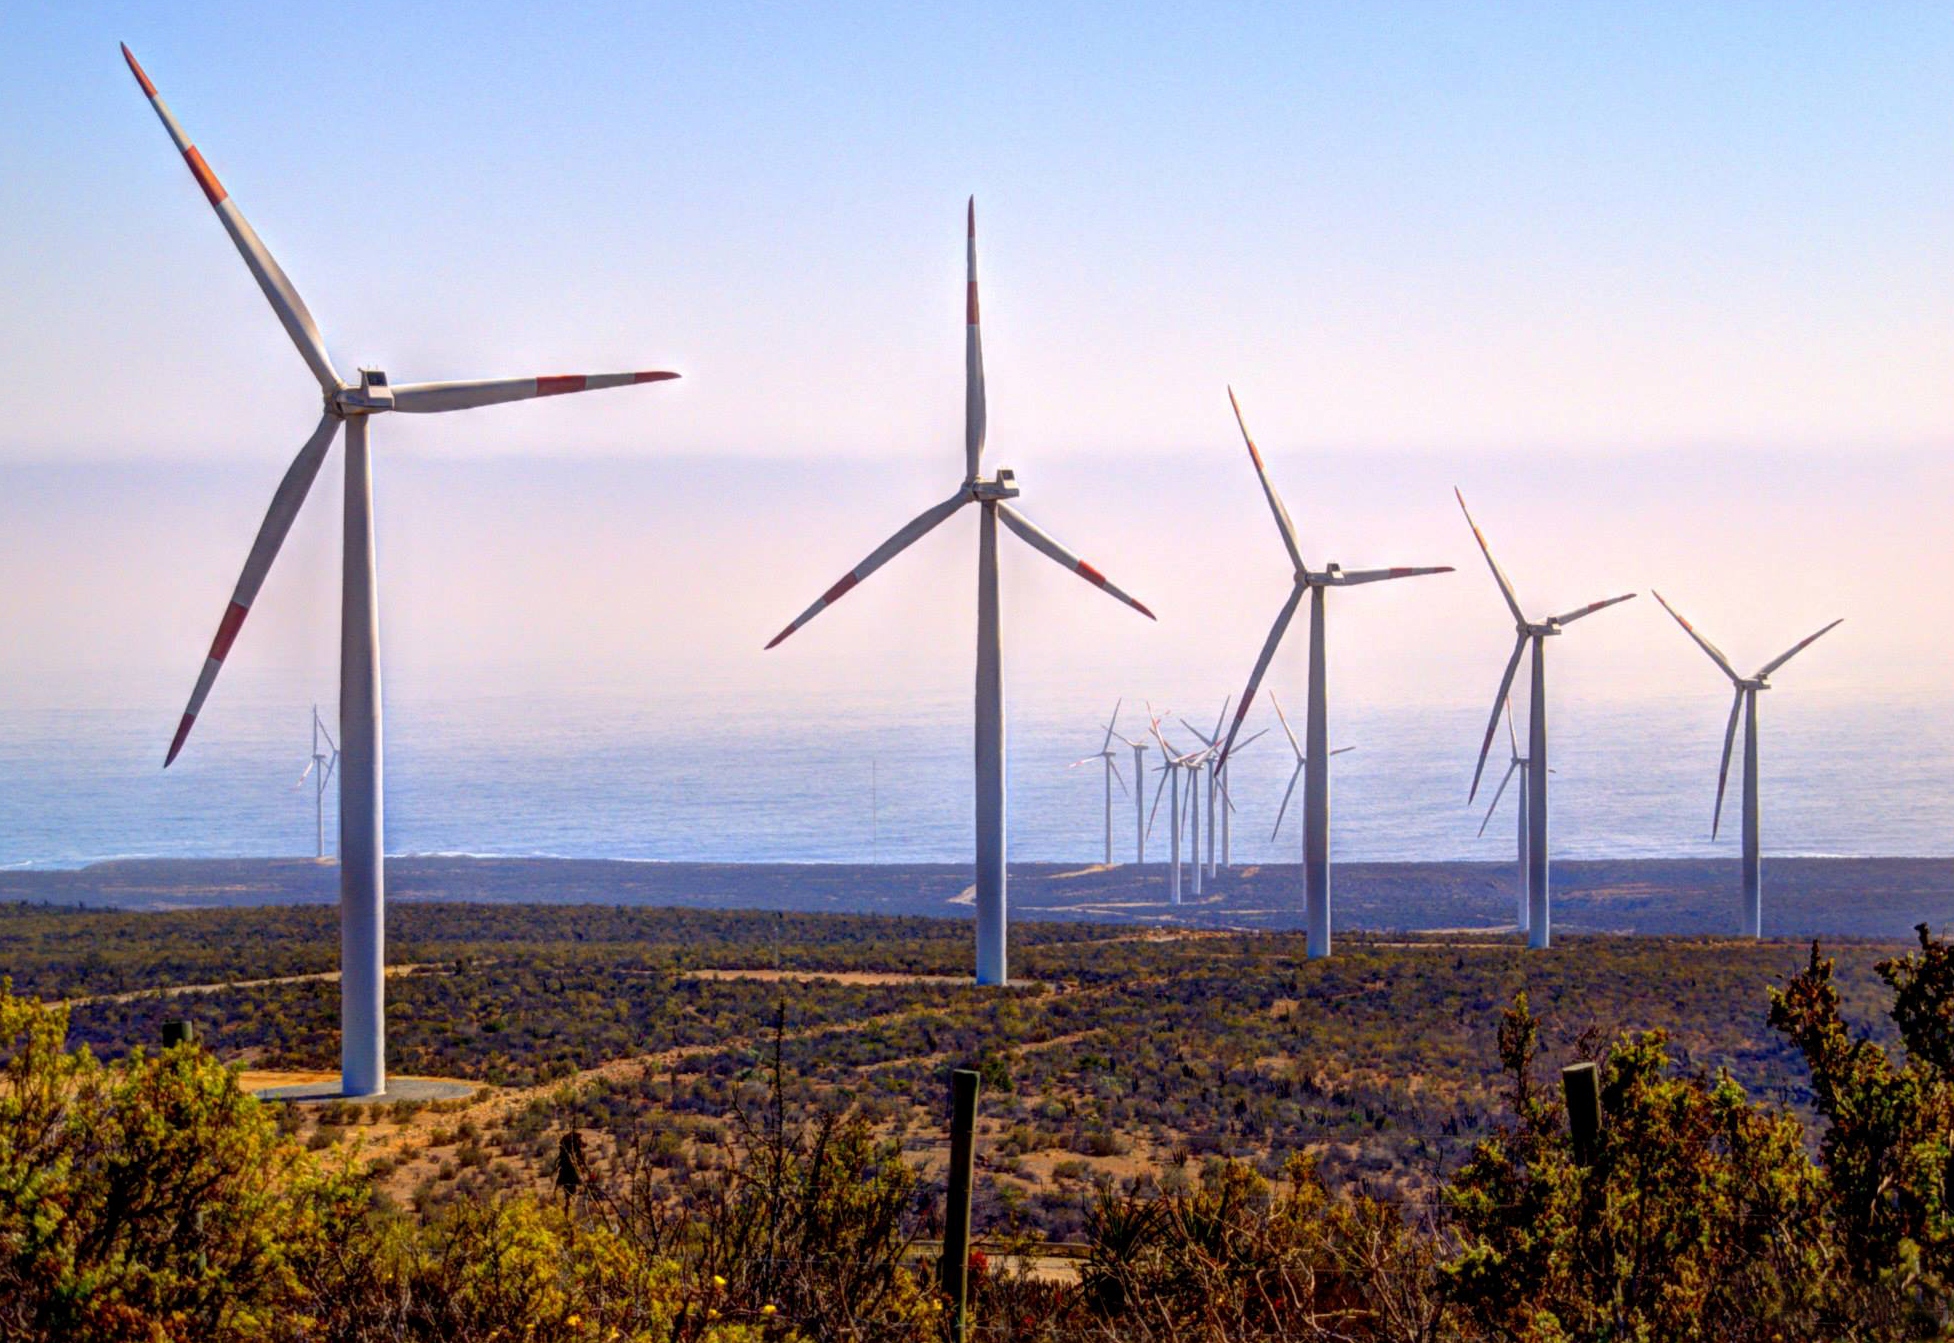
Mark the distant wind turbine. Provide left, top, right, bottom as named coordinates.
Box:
left=764, top=201, right=1154, bottom=985
left=1181, top=702, right=1264, bottom=877
left=1217, top=390, right=1453, bottom=959
left=1145, top=709, right=1202, bottom=905
left=1267, top=692, right=1354, bottom=853
left=1474, top=696, right=1534, bottom=934
left=296, top=704, right=338, bottom=862
left=1457, top=489, right=1635, bottom=949
left=124, top=45, right=680, bottom=1097
left=1115, top=728, right=1152, bottom=865
left=1069, top=700, right=1130, bottom=865
left=1653, top=592, right=1842, bottom=938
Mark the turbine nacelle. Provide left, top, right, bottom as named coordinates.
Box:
left=968, top=470, right=1020, bottom=501
left=332, top=369, right=394, bottom=416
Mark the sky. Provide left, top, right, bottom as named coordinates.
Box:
left=0, top=3, right=1949, bottom=758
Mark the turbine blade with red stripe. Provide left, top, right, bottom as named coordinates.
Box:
left=1334, top=565, right=1455, bottom=587
left=391, top=371, right=680, bottom=414
left=1757, top=617, right=1844, bottom=679
left=1471, top=634, right=1528, bottom=802
left=764, top=493, right=971, bottom=649
left=965, top=197, right=985, bottom=482
left=1455, top=488, right=1527, bottom=626
left=995, top=505, right=1154, bottom=620
left=1216, top=583, right=1305, bottom=769
left=1227, top=387, right=1306, bottom=574
left=165, top=413, right=341, bottom=766
left=121, top=45, right=340, bottom=394
left=1652, top=590, right=1739, bottom=682
left=1551, top=593, right=1637, bottom=627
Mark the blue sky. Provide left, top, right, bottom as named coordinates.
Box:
left=0, top=3, right=1948, bottom=726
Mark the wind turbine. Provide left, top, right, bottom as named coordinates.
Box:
left=1116, top=729, right=1152, bottom=865
left=1267, top=692, right=1353, bottom=856
left=124, top=46, right=680, bottom=1097
left=1474, top=696, right=1532, bottom=934
left=1457, top=489, right=1635, bottom=949
left=1652, top=592, right=1842, bottom=938
left=764, top=201, right=1153, bottom=985
left=1216, top=390, right=1452, bottom=959
left=1144, top=708, right=1202, bottom=904
left=1181, top=701, right=1264, bottom=877
left=1069, top=700, right=1130, bottom=866
left=297, top=704, right=339, bottom=861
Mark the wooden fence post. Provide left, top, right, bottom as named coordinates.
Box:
left=941, top=1068, right=980, bottom=1342
left=1563, top=1060, right=1602, bottom=1165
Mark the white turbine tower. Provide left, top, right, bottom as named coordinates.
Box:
left=1457, top=489, right=1635, bottom=950
left=1474, top=697, right=1533, bottom=933
left=1267, top=692, right=1353, bottom=858
left=1216, top=390, right=1452, bottom=959
left=125, top=47, right=680, bottom=1097
left=297, top=704, right=338, bottom=862
left=1069, top=700, right=1130, bottom=866
left=1115, top=728, right=1152, bottom=865
left=764, top=201, right=1154, bottom=985
left=1652, top=592, right=1842, bottom=938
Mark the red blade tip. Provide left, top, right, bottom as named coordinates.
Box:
left=164, top=713, right=195, bottom=767
left=121, top=44, right=158, bottom=97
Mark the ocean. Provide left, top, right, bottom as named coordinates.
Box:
left=3, top=664, right=1947, bottom=870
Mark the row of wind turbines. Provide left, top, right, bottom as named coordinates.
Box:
left=127, top=47, right=1840, bottom=1101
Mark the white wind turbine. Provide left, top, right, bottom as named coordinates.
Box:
left=1474, top=696, right=1535, bottom=933
left=1216, top=390, right=1452, bottom=959
left=1267, top=692, right=1353, bottom=856
left=297, top=704, right=339, bottom=862
left=764, top=201, right=1154, bottom=985
left=1653, top=592, right=1842, bottom=939
left=1181, top=701, right=1264, bottom=877
left=1145, top=714, right=1205, bottom=906
left=125, top=46, right=680, bottom=1097
left=1115, top=728, right=1153, bottom=865
left=1069, top=700, right=1130, bottom=866
left=1457, top=489, right=1635, bottom=950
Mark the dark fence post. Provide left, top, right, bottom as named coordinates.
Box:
left=161, top=1021, right=196, bottom=1049
left=941, top=1068, right=980, bottom=1342
left=1563, top=1060, right=1602, bottom=1165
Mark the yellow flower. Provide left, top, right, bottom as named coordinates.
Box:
left=565, top=1315, right=582, bottom=1329
left=761, top=1304, right=777, bottom=1316
left=712, top=1274, right=727, bottom=1289
left=707, top=1308, right=721, bottom=1320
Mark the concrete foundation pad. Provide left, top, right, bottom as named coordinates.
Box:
left=253, top=1076, right=482, bottom=1104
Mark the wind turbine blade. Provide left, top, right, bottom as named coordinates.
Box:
left=1179, top=718, right=1216, bottom=748
left=121, top=46, right=340, bottom=394
left=1712, top=688, right=1743, bottom=839
left=1269, top=691, right=1302, bottom=761
left=1101, top=698, right=1122, bottom=755
left=318, top=720, right=337, bottom=755
left=1109, top=758, right=1129, bottom=798
left=1470, top=635, right=1528, bottom=802
left=1271, top=761, right=1304, bottom=840
left=1225, top=387, right=1306, bottom=573
left=297, top=759, right=316, bottom=787
left=391, top=371, right=679, bottom=413
left=1210, top=695, right=1232, bottom=746
left=1147, top=766, right=1169, bottom=838
left=164, top=414, right=341, bottom=765
left=1333, top=565, right=1455, bottom=587
left=1551, top=593, right=1637, bottom=627
left=764, top=493, right=971, bottom=648
left=1329, top=745, right=1356, bottom=756
left=322, top=750, right=337, bottom=789
left=1230, top=728, right=1269, bottom=754
left=1478, top=760, right=1519, bottom=837
left=965, top=197, right=985, bottom=482
left=1454, top=489, right=1527, bottom=626
left=1067, top=755, right=1101, bottom=769
left=1217, top=585, right=1305, bottom=767
left=1757, top=618, right=1845, bottom=679
left=1503, top=694, right=1520, bottom=760
left=1651, top=590, right=1739, bottom=681
left=996, top=505, right=1155, bottom=619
